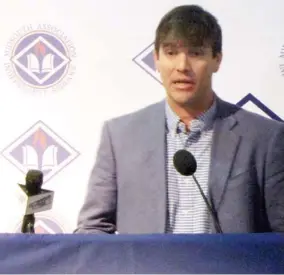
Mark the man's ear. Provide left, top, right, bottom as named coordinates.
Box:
left=213, top=52, right=222, bottom=73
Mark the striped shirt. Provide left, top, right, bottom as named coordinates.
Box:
left=165, top=98, right=217, bottom=233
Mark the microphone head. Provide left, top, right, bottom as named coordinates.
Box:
left=173, top=149, right=197, bottom=176
left=25, top=170, right=43, bottom=195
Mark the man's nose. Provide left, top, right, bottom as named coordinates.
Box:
left=176, top=53, right=192, bottom=72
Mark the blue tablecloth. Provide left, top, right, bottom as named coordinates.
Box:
left=0, top=233, right=283, bottom=273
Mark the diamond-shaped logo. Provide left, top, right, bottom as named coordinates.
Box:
left=11, top=35, right=70, bottom=86
left=1, top=121, right=79, bottom=183
left=133, top=43, right=161, bottom=83
left=15, top=216, right=64, bottom=233
left=4, top=25, right=76, bottom=93
left=236, top=93, right=283, bottom=121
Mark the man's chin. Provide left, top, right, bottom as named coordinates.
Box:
left=172, top=95, right=197, bottom=107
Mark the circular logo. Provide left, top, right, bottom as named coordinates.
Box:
left=15, top=215, right=65, bottom=234
left=280, top=44, right=284, bottom=77
left=4, top=24, right=76, bottom=94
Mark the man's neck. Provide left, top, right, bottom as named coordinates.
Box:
left=167, top=93, right=214, bottom=128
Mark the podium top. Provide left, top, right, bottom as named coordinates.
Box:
left=0, top=233, right=283, bottom=273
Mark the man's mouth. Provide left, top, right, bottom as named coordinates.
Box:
left=173, top=79, right=195, bottom=84
left=172, top=79, right=196, bottom=90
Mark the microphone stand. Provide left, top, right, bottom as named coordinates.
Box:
left=21, top=214, right=35, bottom=233
left=192, top=175, right=223, bottom=233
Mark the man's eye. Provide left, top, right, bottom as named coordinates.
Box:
left=166, top=50, right=176, bottom=55
left=190, top=50, right=203, bottom=56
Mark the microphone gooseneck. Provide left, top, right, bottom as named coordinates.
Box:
left=173, top=149, right=223, bottom=234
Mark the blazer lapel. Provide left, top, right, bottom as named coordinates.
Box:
left=209, top=99, right=241, bottom=212
left=140, top=100, right=167, bottom=232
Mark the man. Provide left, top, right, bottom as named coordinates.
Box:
left=75, top=5, right=284, bottom=234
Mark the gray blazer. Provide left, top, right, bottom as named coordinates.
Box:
left=75, top=97, right=284, bottom=233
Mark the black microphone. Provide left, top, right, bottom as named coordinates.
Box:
left=18, top=169, right=54, bottom=233
left=173, top=149, right=223, bottom=233
left=25, top=169, right=43, bottom=195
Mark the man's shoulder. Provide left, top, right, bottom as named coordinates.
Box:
left=220, top=98, right=284, bottom=134
left=107, top=100, right=165, bottom=127
left=234, top=105, right=283, bottom=129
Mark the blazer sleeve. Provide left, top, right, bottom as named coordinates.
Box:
left=74, top=121, right=117, bottom=234
left=265, top=124, right=284, bottom=232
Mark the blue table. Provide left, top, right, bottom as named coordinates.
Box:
left=0, top=233, right=283, bottom=273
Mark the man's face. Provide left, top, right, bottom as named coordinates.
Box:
left=154, top=39, right=222, bottom=107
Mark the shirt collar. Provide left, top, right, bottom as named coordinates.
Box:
left=165, top=95, right=217, bottom=134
